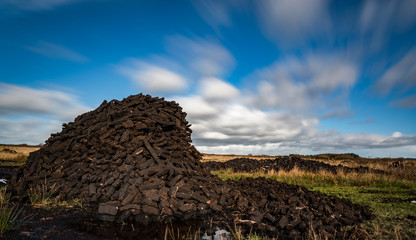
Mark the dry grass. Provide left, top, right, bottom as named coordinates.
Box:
left=215, top=165, right=416, bottom=191
left=0, top=144, right=39, bottom=166
left=201, top=153, right=280, bottom=163
left=204, top=153, right=416, bottom=182
left=0, top=145, right=39, bottom=157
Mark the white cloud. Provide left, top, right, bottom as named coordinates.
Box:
left=0, top=117, right=61, bottom=145
left=0, top=83, right=90, bottom=121
left=118, top=60, right=188, bottom=95
left=174, top=89, right=319, bottom=148
left=374, top=47, right=416, bottom=96
left=392, top=132, right=403, bottom=138
left=167, top=62, right=416, bottom=157
left=0, top=83, right=91, bottom=145
left=196, top=128, right=416, bottom=158
left=256, top=0, right=331, bottom=44
left=165, top=35, right=235, bottom=77
left=25, top=41, right=89, bottom=63
left=199, top=77, right=239, bottom=101
left=175, top=96, right=218, bottom=118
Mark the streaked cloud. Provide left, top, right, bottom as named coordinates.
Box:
left=389, top=95, right=416, bottom=109
left=248, top=54, right=357, bottom=113
left=0, top=83, right=90, bottom=121
left=374, top=47, right=416, bottom=96
left=1, top=0, right=84, bottom=11
left=165, top=35, right=235, bottom=77
left=256, top=0, right=331, bottom=45
left=0, top=83, right=91, bottom=145
left=192, top=0, right=232, bottom=28
left=25, top=41, right=89, bottom=63
left=359, top=0, right=416, bottom=51
left=118, top=60, right=188, bottom=95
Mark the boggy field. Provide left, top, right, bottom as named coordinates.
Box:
left=0, top=95, right=415, bottom=240
left=1, top=151, right=415, bottom=239
left=204, top=154, right=416, bottom=240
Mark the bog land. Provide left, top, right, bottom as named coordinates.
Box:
left=0, top=145, right=415, bottom=239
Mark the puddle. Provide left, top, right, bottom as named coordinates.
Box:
left=202, top=228, right=230, bottom=240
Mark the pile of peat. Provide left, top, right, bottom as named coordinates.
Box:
left=10, top=94, right=373, bottom=239
left=203, top=156, right=385, bottom=174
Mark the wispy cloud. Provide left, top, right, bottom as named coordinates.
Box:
left=0, top=83, right=90, bottom=121
left=255, top=0, right=331, bottom=45
left=118, top=60, right=188, bottom=95
left=389, top=95, right=416, bottom=108
left=192, top=0, right=232, bottom=28
left=247, top=54, right=357, bottom=114
left=117, top=35, right=236, bottom=95
left=349, top=118, right=375, bottom=125
left=359, top=0, right=416, bottom=52
left=165, top=35, right=235, bottom=77
left=192, top=0, right=248, bottom=29
left=25, top=41, right=89, bottom=63
left=1, top=0, right=84, bottom=11
left=373, top=47, right=416, bottom=96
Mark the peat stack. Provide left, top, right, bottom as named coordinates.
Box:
left=203, top=156, right=385, bottom=174
left=10, top=94, right=373, bottom=238
left=10, top=94, right=229, bottom=223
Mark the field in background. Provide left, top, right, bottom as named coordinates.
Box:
left=201, top=153, right=279, bottom=162
left=207, top=154, right=416, bottom=239
left=203, top=153, right=416, bottom=181
left=0, top=145, right=40, bottom=166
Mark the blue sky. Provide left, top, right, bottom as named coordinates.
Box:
left=1, top=0, right=416, bottom=157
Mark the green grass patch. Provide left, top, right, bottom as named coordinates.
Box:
left=212, top=169, right=416, bottom=240
left=0, top=187, right=26, bottom=236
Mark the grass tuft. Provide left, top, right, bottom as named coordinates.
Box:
left=164, top=222, right=201, bottom=240
left=0, top=187, right=26, bottom=236
left=28, top=179, right=58, bottom=206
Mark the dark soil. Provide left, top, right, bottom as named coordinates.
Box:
left=202, top=156, right=386, bottom=174
left=2, top=205, right=103, bottom=240
left=3, top=204, right=219, bottom=240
